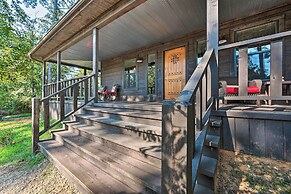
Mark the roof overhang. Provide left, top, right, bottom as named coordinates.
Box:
left=29, top=0, right=290, bottom=68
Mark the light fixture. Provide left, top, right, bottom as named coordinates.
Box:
left=219, top=36, right=227, bottom=45
left=136, top=57, right=143, bottom=63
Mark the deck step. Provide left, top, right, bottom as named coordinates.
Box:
left=83, top=106, right=162, bottom=127
left=66, top=121, right=161, bottom=167
left=194, top=183, right=214, bottom=194
left=209, top=118, right=222, bottom=128
left=92, top=102, right=162, bottom=112
left=74, top=114, right=162, bottom=139
left=39, top=140, right=137, bottom=193
left=205, top=134, right=220, bottom=148
left=199, top=156, right=218, bottom=178
left=52, top=130, right=161, bottom=193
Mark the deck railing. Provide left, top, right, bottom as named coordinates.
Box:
left=218, top=30, right=291, bottom=103
left=161, top=49, right=218, bottom=193
left=32, top=74, right=95, bottom=153
left=43, top=75, right=91, bottom=97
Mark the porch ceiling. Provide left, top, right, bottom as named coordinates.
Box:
left=31, top=0, right=289, bottom=68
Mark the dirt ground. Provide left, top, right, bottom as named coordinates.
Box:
left=0, top=150, right=290, bottom=194
left=0, top=159, right=79, bottom=194
left=217, top=150, right=291, bottom=194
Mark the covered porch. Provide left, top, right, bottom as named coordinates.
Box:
left=29, top=0, right=291, bottom=193
left=29, top=0, right=291, bottom=105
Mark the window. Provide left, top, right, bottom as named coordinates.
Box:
left=147, top=54, right=156, bottom=94
left=124, top=58, right=137, bottom=89
left=235, top=44, right=271, bottom=81
left=234, top=21, right=277, bottom=80
left=197, top=40, right=206, bottom=64
left=234, top=22, right=278, bottom=42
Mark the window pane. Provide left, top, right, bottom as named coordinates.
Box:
left=124, top=58, right=136, bottom=89
left=147, top=54, right=156, bottom=94
left=234, top=22, right=277, bottom=42
left=197, top=40, right=206, bottom=64
left=235, top=44, right=271, bottom=81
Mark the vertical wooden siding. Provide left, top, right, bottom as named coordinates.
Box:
left=218, top=112, right=291, bottom=161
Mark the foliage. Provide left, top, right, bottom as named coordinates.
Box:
left=0, top=0, right=78, bottom=115
left=0, top=118, right=46, bottom=167
left=0, top=116, right=62, bottom=167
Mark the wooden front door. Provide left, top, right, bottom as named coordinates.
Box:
left=164, top=47, right=186, bottom=100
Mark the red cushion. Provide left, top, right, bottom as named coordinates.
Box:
left=226, top=87, right=238, bottom=94
left=247, top=86, right=260, bottom=94
left=226, top=86, right=260, bottom=94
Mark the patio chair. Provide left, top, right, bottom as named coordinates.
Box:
left=98, top=84, right=120, bottom=101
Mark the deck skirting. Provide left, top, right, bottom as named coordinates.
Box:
left=213, top=108, right=291, bottom=161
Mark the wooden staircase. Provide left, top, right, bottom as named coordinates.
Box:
left=38, top=102, right=221, bottom=193
left=195, top=118, right=221, bottom=194
left=39, top=102, right=162, bottom=193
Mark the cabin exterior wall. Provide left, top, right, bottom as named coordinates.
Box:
left=101, top=5, right=291, bottom=99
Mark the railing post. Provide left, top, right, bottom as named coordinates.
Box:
left=73, top=85, right=79, bottom=111
left=60, top=91, right=65, bottom=120
left=162, top=100, right=195, bottom=193
left=43, top=99, right=50, bottom=133
left=32, top=98, right=40, bottom=154
left=84, top=79, right=89, bottom=103
left=42, top=61, right=47, bottom=98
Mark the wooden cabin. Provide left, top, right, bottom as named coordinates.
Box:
left=29, top=0, right=291, bottom=193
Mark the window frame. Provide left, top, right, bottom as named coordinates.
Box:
left=146, top=53, right=157, bottom=95
left=123, top=58, right=138, bottom=90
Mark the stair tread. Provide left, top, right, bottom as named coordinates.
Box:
left=67, top=121, right=162, bottom=160
left=200, top=155, right=218, bottom=178
left=209, top=119, right=222, bottom=127
left=75, top=114, right=162, bottom=136
left=39, top=140, right=136, bottom=193
left=53, top=130, right=161, bottom=192
left=84, top=106, right=162, bottom=121
left=205, top=134, right=220, bottom=148
left=92, top=102, right=162, bottom=112
left=194, top=183, right=214, bottom=194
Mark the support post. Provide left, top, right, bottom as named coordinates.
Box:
left=32, top=98, right=40, bottom=154
left=93, top=28, right=99, bottom=103
left=238, top=48, right=248, bottom=96
left=207, top=0, right=219, bottom=100
left=161, top=101, right=195, bottom=193
left=57, top=51, right=61, bottom=92
left=270, top=41, right=283, bottom=97
left=42, top=61, right=47, bottom=98
left=48, top=63, right=52, bottom=83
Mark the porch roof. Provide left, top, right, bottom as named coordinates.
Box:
left=29, top=0, right=289, bottom=68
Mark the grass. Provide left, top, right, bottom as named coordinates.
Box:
left=0, top=114, right=62, bottom=168
left=1, top=113, right=32, bottom=121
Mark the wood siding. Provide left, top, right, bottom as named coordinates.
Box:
left=102, top=5, right=291, bottom=99
left=214, top=110, right=291, bottom=162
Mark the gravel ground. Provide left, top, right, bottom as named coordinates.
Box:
left=217, top=150, right=291, bottom=194
left=0, top=159, right=79, bottom=194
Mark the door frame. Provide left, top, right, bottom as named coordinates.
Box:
left=163, top=44, right=188, bottom=100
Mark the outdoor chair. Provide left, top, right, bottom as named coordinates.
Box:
left=98, top=84, right=120, bottom=101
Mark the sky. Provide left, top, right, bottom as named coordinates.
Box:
left=7, top=0, right=48, bottom=18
